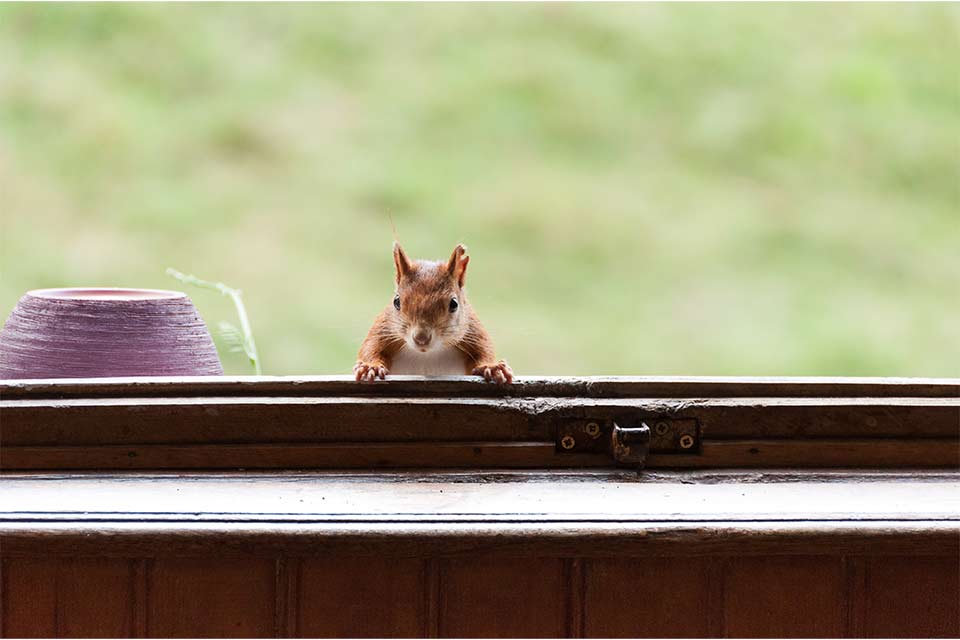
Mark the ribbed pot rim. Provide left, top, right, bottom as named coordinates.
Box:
left=26, top=288, right=186, bottom=301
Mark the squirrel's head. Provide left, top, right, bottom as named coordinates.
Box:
left=389, top=241, right=470, bottom=353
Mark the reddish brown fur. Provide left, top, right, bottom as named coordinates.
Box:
left=355, top=243, right=512, bottom=383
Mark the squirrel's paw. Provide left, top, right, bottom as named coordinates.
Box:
left=472, top=360, right=514, bottom=384
left=354, top=361, right=388, bottom=382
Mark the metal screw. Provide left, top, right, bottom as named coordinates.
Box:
left=655, top=421, right=669, bottom=436
left=679, top=434, right=695, bottom=449
left=560, top=435, right=577, bottom=450
left=585, top=422, right=601, bottom=438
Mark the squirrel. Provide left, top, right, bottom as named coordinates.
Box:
left=354, top=242, right=513, bottom=384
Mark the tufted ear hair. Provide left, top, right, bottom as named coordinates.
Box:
left=393, top=241, right=413, bottom=284
left=447, top=244, right=469, bottom=288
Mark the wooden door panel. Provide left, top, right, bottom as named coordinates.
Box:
left=583, top=558, right=714, bottom=637
left=4, top=553, right=959, bottom=638
left=298, top=557, right=426, bottom=638
left=723, top=556, right=845, bottom=638
left=56, top=559, right=135, bottom=638
left=439, top=558, right=566, bottom=638
left=146, top=558, right=275, bottom=638
left=1, top=558, right=133, bottom=638
left=862, top=556, right=960, bottom=638
left=1, top=559, right=57, bottom=638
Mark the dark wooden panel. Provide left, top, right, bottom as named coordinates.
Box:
left=3, top=375, right=957, bottom=400
left=439, top=558, right=566, bottom=637
left=4, top=522, right=957, bottom=559
left=583, top=558, right=712, bottom=638
left=56, top=559, right=134, bottom=637
left=3, top=395, right=956, bottom=471
left=4, top=438, right=955, bottom=471
left=695, top=401, right=960, bottom=439
left=4, top=398, right=957, bottom=448
left=724, top=556, right=844, bottom=637
left=0, top=442, right=608, bottom=471
left=1, top=559, right=56, bottom=638
left=566, top=559, right=585, bottom=638
left=863, top=556, right=960, bottom=638
left=0, top=397, right=540, bottom=446
left=647, top=438, right=959, bottom=468
left=298, top=557, right=425, bottom=638
left=131, top=559, right=148, bottom=637
left=147, top=558, right=275, bottom=638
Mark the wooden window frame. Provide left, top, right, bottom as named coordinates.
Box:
left=1, top=375, right=957, bottom=471
left=1, top=375, right=958, bottom=637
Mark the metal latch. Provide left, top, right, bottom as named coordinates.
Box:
left=556, top=417, right=699, bottom=468
left=611, top=422, right=650, bottom=466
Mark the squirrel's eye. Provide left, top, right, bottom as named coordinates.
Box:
left=449, top=297, right=459, bottom=313
left=393, top=295, right=401, bottom=311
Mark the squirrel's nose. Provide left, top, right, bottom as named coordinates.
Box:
left=413, top=330, right=432, bottom=347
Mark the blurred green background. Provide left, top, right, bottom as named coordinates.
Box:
left=1, top=3, right=957, bottom=376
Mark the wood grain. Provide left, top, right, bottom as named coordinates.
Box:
left=146, top=558, right=275, bottom=637
left=3, top=474, right=957, bottom=523
left=0, top=397, right=541, bottom=446
left=646, top=438, right=960, bottom=468
left=694, top=401, right=960, bottom=439
left=1, top=559, right=57, bottom=638
left=6, top=521, right=951, bottom=560
left=274, top=557, right=295, bottom=638
left=439, top=557, right=566, bottom=637
left=844, top=556, right=868, bottom=637
left=1, top=468, right=952, bottom=483
left=131, top=559, right=148, bottom=638
left=0, top=441, right=612, bottom=471
left=4, top=438, right=955, bottom=470
left=723, top=556, right=845, bottom=637
left=3, top=394, right=956, bottom=470
left=564, top=558, right=585, bottom=638
left=56, top=559, right=134, bottom=637
left=3, top=375, right=957, bottom=400
left=3, top=397, right=957, bottom=447
left=298, top=557, right=425, bottom=637
left=862, top=556, right=960, bottom=638
left=584, top=558, right=712, bottom=637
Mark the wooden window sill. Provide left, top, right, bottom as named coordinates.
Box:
left=1, top=470, right=957, bottom=558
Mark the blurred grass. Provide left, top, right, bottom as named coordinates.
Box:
left=0, top=3, right=957, bottom=376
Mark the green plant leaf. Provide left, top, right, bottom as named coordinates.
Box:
left=167, top=267, right=262, bottom=375
left=218, top=321, right=247, bottom=354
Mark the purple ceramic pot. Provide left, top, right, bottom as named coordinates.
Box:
left=0, top=288, right=223, bottom=379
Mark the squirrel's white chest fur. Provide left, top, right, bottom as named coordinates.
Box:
left=390, top=344, right=469, bottom=376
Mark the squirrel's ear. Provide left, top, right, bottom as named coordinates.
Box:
left=447, top=244, right=469, bottom=288
left=393, top=241, right=412, bottom=283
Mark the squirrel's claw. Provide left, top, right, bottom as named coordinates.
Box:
left=472, top=360, right=513, bottom=384
left=354, top=361, right=388, bottom=382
